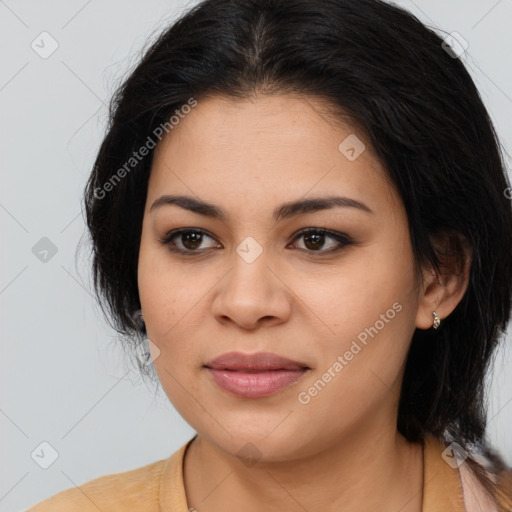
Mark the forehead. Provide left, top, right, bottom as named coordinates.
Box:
left=148, top=94, right=398, bottom=216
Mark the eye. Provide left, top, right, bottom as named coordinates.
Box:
left=288, top=228, right=353, bottom=255
left=157, top=228, right=220, bottom=254
left=158, top=227, right=353, bottom=256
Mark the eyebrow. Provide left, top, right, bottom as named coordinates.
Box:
left=150, top=194, right=373, bottom=221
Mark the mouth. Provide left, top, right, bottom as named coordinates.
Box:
left=203, top=351, right=310, bottom=398
left=204, top=367, right=309, bottom=398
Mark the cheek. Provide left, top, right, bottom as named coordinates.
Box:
left=301, top=240, right=417, bottom=384
left=302, top=248, right=413, bottom=334
left=137, top=236, right=197, bottom=340
left=137, top=241, right=214, bottom=391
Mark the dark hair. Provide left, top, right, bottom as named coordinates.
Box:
left=82, top=0, right=512, bottom=499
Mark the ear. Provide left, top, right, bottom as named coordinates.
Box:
left=415, top=231, right=472, bottom=330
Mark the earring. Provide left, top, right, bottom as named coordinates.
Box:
left=432, top=311, right=441, bottom=329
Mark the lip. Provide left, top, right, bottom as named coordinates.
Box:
left=204, top=351, right=309, bottom=371
left=204, top=351, right=310, bottom=398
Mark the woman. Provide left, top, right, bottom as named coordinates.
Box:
left=28, top=0, right=512, bottom=510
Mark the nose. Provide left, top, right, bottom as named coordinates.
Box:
left=211, top=248, right=292, bottom=330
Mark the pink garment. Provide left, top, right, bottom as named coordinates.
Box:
left=460, top=456, right=499, bottom=512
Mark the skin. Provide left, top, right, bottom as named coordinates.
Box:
left=137, top=93, right=470, bottom=512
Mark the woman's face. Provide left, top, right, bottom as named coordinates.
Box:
left=138, top=93, right=427, bottom=460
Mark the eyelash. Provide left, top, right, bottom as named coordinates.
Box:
left=157, top=227, right=354, bottom=257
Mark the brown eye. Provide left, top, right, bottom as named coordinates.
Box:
left=303, top=231, right=325, bottom=251
left=289, top=228, right=353, bottom=255
left=158, top=229, right=220, bottom=254
left=158, top=227, right=352, bottom=257
left=180, top=231, right=204, bottom=250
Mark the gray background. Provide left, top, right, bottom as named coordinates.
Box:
left=1, top=1, right=511, bottom=510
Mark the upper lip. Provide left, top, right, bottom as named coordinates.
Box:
left=204, top=351, right=309, bottom=371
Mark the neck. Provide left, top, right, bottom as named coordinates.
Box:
left=183, top=424, right=424, bottom=512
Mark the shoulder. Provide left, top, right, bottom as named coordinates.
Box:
left=455, top=444, right=512, bottom=512
left=25, top=457, right=168, bottom=512
left=496, top=466, right=512, bottom=512
left=422, top=434, right=512, bottom=511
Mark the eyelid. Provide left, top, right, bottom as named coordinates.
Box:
left=158, top=227, right=353, bottom=255
left=288, top=227, right=353, bottom=252
left=157, top=228, right=220, bottom=250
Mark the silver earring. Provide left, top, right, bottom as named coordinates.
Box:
left=432, top=311, right=441, bottom=329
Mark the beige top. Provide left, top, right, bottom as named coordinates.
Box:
left=26, top=435, right=512, bottom=511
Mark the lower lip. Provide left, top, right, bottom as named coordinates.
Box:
left=205, top=368, right=308, bottom=398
